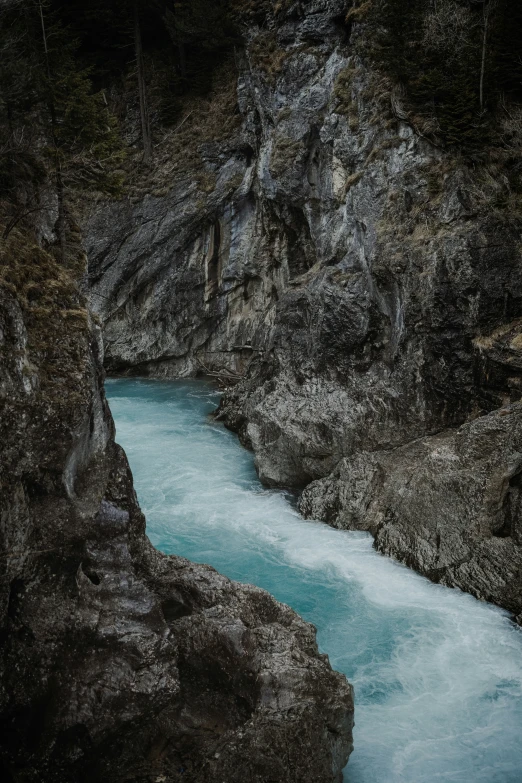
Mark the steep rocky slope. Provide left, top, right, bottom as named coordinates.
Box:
left=0, top=230, right=353, bottom=781
left=85, top=0, right=522, bottom=617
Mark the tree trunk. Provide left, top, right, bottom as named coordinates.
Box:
left=39, top=0, right=66, bottom=261
left=479, top=1, right=490, bottom=114
left=178, top=42, right=187, bottom=80
left=134, top=0, right=152, bottom=164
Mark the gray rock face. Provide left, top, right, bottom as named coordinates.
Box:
left=300, top=404, right=522, bottom=616
left=0, top=253, right=353, bottom=780
left=86, top=2, right=522, bottom=615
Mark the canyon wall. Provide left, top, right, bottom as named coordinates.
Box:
left=86, top=0, right=522, bottom=617
left=0, top=233, right=353, bottom=780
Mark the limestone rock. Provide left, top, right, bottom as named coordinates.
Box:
left=0, top=251, right=353, bottom=781
left=86, top=1, right=522, bottom=617
left=300, top=404, right=522, bottom=614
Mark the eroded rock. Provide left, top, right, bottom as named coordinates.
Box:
left=0, top=243, right=354, bottom=781
left=300, top=404, right=522, bottom=614
left=85, top=2, right=522, bottom=616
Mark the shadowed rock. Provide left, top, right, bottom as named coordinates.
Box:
left=0, top=249, right=353, bottom=781
left=85, top=4, right=522, bottom=613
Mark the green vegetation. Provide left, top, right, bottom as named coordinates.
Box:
left=357, top=0, right=522, bottom=153
left=333, top=65, right=360, bottom=130
left=250, top=31, right=292, bottom=84
left=0, top=1, right=126, bottom=259
left=2, top=0, right=521, bottom=250
left=0, top=0, right=240, bottom=258
left=270, top=136, right=305, bottom=178
left=56, top=0, right=238, bottom=128
left=0, top=220, right=91, bottom=408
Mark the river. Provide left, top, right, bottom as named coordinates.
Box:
left=106, top=378, right=522, bottom=783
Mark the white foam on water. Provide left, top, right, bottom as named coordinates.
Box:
left=107, top=379, right=522, bottom=783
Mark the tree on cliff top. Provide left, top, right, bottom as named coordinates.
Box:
left=0, top=0, right=125, bottom=255
left=363, top=0, right=522, bottom=150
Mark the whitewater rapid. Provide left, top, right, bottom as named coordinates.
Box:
left=107, top=378, right=522, bottom=783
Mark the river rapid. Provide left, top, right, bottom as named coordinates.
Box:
left=106, top=378, right=522, bottom=783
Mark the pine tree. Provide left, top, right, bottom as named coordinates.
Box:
left=363, top=0, right=516, bottom=149
left=163, top=0, right=237, bottom=94
left=133, top=0, right=152, bottom=162
left=493, top=0, right=522, bottom=99
left=0, top=0, right=125, bottom=254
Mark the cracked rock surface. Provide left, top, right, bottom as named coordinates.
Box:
left=86, top=0, right=522, bottom=617
left=0, top=248, right=353, bottom=781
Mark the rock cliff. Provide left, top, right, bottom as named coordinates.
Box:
left=86, top=0, right=522, bottom=616
left=0, top=230, right=353, bottom=780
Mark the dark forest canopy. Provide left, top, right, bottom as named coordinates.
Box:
left=360, top=0, right=522, bottom=148
left=0, top=0, right=238, bottom=252
left=2, top=0, right=521, bottom=158
left=49, top=0, right=238, bottom=119
left=0, top=0, right=521, bottom=251
left=0, top=0, right=238, bottom=159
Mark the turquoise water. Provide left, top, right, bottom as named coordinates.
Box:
left=106, top=378, right=522, bottom=783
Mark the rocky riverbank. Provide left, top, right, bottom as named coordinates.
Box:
left=0, top=230, right=353, bottom=780
left=86, top=0, right=522, bottom=619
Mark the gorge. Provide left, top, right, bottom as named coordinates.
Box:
left=2, top=0, right=522, bottom=780
left=107, top=376, right=522, bottom=783
left=86, top=0, right=522, bottom=619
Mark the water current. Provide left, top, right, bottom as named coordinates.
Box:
left=106, top=377, right=522, bottom=783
